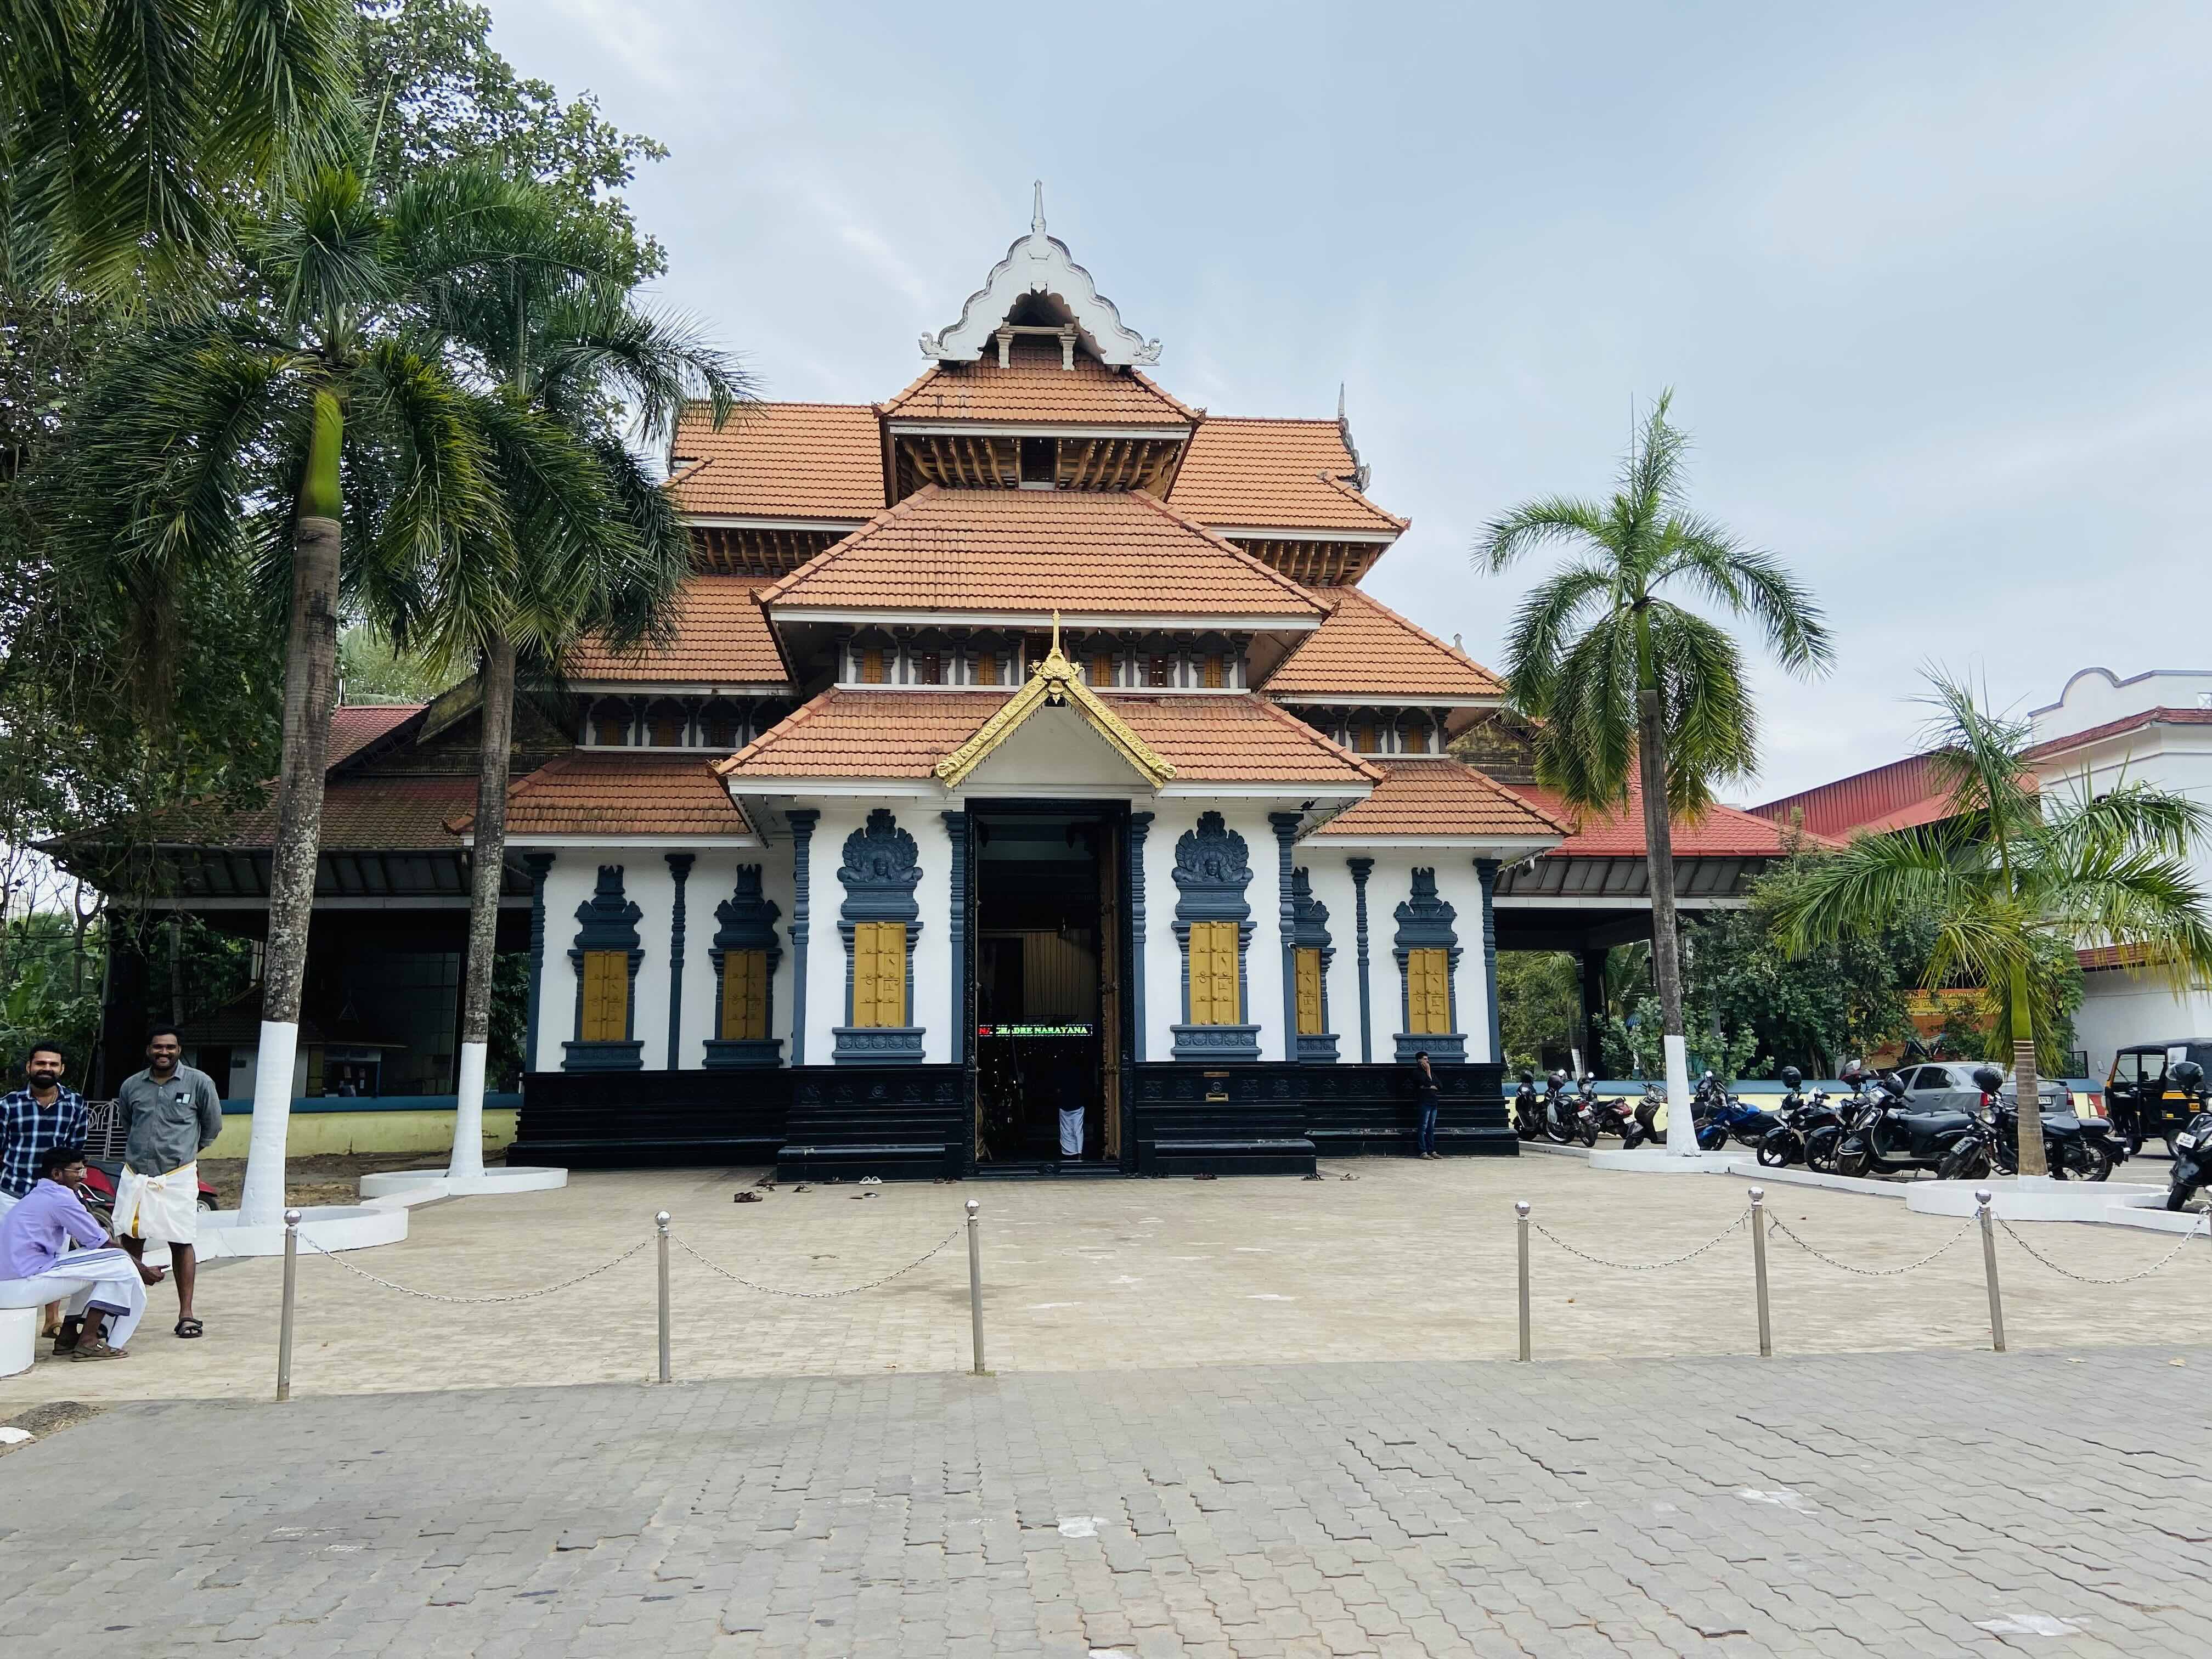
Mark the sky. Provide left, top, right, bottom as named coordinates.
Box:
left=493, top=0, right=2212, bottom=802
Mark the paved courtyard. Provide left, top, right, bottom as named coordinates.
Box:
left=4, top=1156, right=2209, bottom=1409
left=4, top=1346, right=2209, bottom=1657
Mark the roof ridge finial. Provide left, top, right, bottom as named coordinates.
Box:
left=1049, top=608, right=1063, bottom=657
left=1032, top=180, right=1046, bottom=235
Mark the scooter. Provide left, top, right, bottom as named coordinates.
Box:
left=1834, top=1071, right=1978, bottom=1180
left=1621, top=1081, right=1667, bottom=1149
left=1581, top=1076, right=1638, bottom=1143
left=2162, top=1061, right=2210, bottom=1211
left=1511, top=1071, right=1543, bottom=1142
left=1541, top=1070, right=1580, bottom=1146
left=1756, top=1068, right=1815, bottom=1166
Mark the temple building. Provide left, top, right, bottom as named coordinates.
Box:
left=68, top=194, right=1799, bottom=1177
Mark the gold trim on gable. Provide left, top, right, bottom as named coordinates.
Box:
left=934, top=616, right=1176, bottom=789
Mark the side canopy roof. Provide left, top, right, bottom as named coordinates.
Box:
left=760, top=486, right=1326, bottom=627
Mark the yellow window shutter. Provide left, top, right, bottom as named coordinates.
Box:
left=723, top=950, right=766, bottom=1041
left=582, top=951, right=627, bottom=1040
left=852, top=925, right=879, bottom=1027
left=875, top=923, right=906, bottom=1026
left=1295, top=947, right=1323, bottom=1035
left=1189, top=921, right=1239, bottom=1026
left=1408, top=948, right=1451, bottom=1034
left=1202, top=654, right=1226, bottom=689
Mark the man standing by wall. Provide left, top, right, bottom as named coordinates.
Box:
left=1, top=1041, right=89, bottom=1338
left=113, top=1025, right=223, bottom=1339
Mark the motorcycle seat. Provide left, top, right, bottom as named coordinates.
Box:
left=1898, top=1110, right=1971, bottom=1136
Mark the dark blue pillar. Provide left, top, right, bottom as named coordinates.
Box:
left=1476, top=857, right=1503, bottom=1065
left=1270, top=812, right=1302, bottom=1064
left=942, top=809, right=968, bottom=1064
left=1348, top=857, right=1373, bottom=1064
left=787, top=810, right=820, bottom=1066
left=665, top=852, right=693, bottom=1070
left=522, top=853, right=555, bottom=1074
left=1128, top=812, right=1153, bottom=1061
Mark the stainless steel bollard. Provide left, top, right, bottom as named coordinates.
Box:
left=966, top=1199, right=986, bottom=1375
left=276, top=1208, right=301, bottom=1403
left=1976, top=1189, right=2006, bottom=1353
left=1515, top=1200, right=1531, bottom=1362
left=1749, top=1187, right=1772, bottom=1359
left=656, top=1210, right=673, bottom=1384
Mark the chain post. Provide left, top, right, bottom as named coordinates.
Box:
left=275, top=1207, right=301, bottom=1402
left=656, top=1211, right=672, bottom=1384
left=1749, top=1187, right=1772, bottom=1359
left=1976, top=1189, right=2006, bottom=1353
left=966, top=1199, right=986, bottom=1376
left=1515, top=1200, right=1531, bottom=1362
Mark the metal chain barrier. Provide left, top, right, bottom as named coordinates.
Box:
left=1995, top=1210, right=2209, bottom=1285
left=297, top=1231, right=653, bottom=1305
left=1763, top=1212, right=1978, bottom=1278
left=1528, top=1209, right=1748, bottom=1272
left=668, top=1223, right=966, bottom=1299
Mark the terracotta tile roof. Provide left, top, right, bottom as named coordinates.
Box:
left=1509, top=780, right=1808, bottom=859
left=1262, top=587, right=1504, bottom=701
left=879, top=336, right=1198, bottom=425
left=136, top=776, right=478, bottom=851
left=2023, top=707, right=2212, bottom=762
left=329, top=703, right=425, bottom=765
left=1311, top=759, right=1566, bottom=840
left=759, top=486, right=1326, bottom=621
left=719, top=689, right=1381, bottom=787
left=457, top=752, right=752, bottom=839
left=664, top=402, right=885, bottom=521
left=564, top=576, right=789, bottom=687
left=1169, top=417, right=1406, bottom=534
left=2078, top=943, right=2158, bottom=971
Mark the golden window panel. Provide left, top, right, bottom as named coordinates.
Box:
left=1406, top=947, right=1452, bottom=1035
left=1201, top=654, right=1226, bottom=689
left=974, top=651, right=998, bottom=686
left=1353, top=724, right=1378, bottom=754
left=1187, top=921, right=1241, bottom=1025
left=850, top=922, right=907, bottom=1028
left=859, top=647, right=887, bottom=684
left=579, top=950, right=629, bottom=1040
left=721, top=949, right=769, bottom=1041
left=650, top=714, right=684, bottom=746
left=1401, top=723, right=1430, bottom=754
left=1294, top=946, right=1324, bottom=1035
left=591, top=710, right=629, bottom=746
left=1088, top=653, right=1113, bottom=686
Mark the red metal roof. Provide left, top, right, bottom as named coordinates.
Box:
left=1510, top=780, right=1808, bottom=859
left=1751, top=754, right=1952, bottom=838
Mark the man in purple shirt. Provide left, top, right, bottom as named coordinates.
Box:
left=0, top=1144, right=162, bottom=1359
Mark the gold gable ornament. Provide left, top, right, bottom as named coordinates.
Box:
left=934, top=613, right=1176, bottom=789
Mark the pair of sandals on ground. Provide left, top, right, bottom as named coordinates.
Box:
left=42, top=1308, right=202, bottom=1362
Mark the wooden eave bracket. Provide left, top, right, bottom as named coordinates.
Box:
left=934, top=616, right=1176, bottom=789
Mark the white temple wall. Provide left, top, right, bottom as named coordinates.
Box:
left=795, top=802, right=955, bottom=1067
left=1138, top=799, right=1289, bottom=1063
left=1294, top=850, right=1496, bottom=1065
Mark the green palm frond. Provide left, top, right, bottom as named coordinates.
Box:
left=1916, top=672, right=2036, bottom=835
left=1646, top=603, right=1756, bottom=810
left=1624, top=388, right=1690, bottom=520
left=1476, top=495, right=1613, bottom=575
left=1655, top=518, right=1833, bottom=674
left=1499, top=558, right=1619, bottom=716
left=1531, top=613, right=1638, bottom=809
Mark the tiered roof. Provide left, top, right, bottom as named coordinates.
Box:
left=760, top=486, right=1325, bottom=624
left=881, top=337, right=1197, bottom=426
left=566, top=575, right=789, bottom=689
left=1170, top=418, right=1404, bottom=535
left=1263, top=587, right=1503, bottom=702
left=665, top=403, right=883, bottom=521
left=1312, top=759, right=1565, bottom=842
left=458, top=752, right=753, bottom=840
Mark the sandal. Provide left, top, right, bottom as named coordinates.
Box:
left=174, top=1318, right=204, bottom=1339
left=71, top=1339, right=128, bottom=1361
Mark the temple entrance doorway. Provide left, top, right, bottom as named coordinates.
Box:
left=969, top=804, right=1126, bottom=1170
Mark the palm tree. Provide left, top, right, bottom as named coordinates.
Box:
left=78, top=163, right=608, bottom=1223
left=1767, top=674, right=2212, bottom=1176
left=1, top=0, right=355, bottom=295
left=408, top=251, right=747, bottom=1178
left=1477, top=392, right=1831, bottom=1146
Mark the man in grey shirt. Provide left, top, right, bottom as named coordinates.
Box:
left=114, top=1024, right=224, bottom=1338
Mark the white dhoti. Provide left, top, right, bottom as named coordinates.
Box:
left=112, top=1162, right=201, bottom=1246
left=1058, top=1106, right=1085, bottom=1158
left=0, top=1248, right=146, bottom=1347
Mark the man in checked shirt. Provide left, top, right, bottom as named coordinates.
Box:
left=0, top=1040, right=89, bottom=1338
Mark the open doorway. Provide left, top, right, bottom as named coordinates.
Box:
left=970, top=805, right=1124, bottom=1168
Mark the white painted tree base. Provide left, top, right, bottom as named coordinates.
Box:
left=1904, top=1177, right=2171, bottom=1223
left=1587, top=1148, right=1740, bottom=1173
left=1, top=1306, right=35, bottom=1377
left=195, top=1203, right=409, bottom=1259
left=357, top=1166, right=569, bottom=1201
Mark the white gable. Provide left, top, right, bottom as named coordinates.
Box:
left=957, top=702, right=1160, bottom=792
left=919, top=184, right=1161, bottom=367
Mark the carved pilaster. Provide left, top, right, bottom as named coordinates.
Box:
left=665, top=852, right=693, bottom=1070
left=522, top=853, right=555, bottom=1075
left=1477, top=857, right=1503, bottom=1066
left=943, top=810, right=969, bottom=1065
left=787, top=810, right=819, bottom=1066
left=1348, top=857, right=1373, bottom=1064
left=1270, top=812, right=1302, bottom=1063
left=1128, top=812, right=1153, bottom=1061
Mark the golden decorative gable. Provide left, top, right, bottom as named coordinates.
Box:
left=934, top=618, right=1176, bottom=789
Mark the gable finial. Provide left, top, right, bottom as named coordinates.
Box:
left=1049, top=608, right=1063, bottom=657
left=1338, top=381, right=1346, bottom=423
left=1032, top=180, right=1046, bottom=235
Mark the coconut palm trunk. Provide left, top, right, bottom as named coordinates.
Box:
left=2008, top=959, right=2047, bottom=1178
left=1636, top=680, right=1696, bottom=1150
left=450, top=633, right=517, bottom=1180
left=238, top=390, right=345, bottom=1226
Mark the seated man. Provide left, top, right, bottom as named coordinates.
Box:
left=0, top=1144, right=163, bottom=1361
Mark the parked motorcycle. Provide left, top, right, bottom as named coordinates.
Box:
left=1834, top=1071, right=1978, bottom=1179
left=1581, top=1076, right=1638, bottom=1143
left=1541, top=1070, right=1580, bottom=1145
left=1990, top=1094, right=2118, bottom=1182
left=1511, top=1071, right=1542, bottom=1142
left=1756, top=1068, right=1818, bottom=1166
left=2162, top=1061, right=2210, bottom=1211
left=1621, top=1081, right=1667, bottom=1150
left=1690, top=1071, right=1779, bottom=1152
